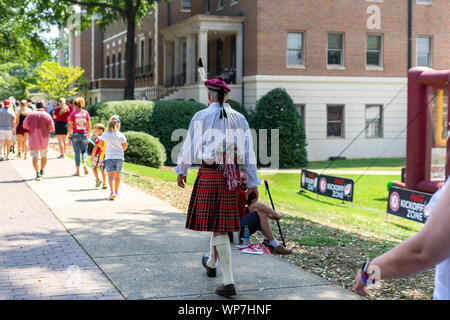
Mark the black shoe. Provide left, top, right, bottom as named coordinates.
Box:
left=216, top=284, right=237, bottom=297
left=35, top=173, right=41, bottom=181
left=40, top=170, right=44, bottom=177
left=202, top=255, right=216, bottom=278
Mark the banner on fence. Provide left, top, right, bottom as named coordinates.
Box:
left=300, top=169, right=318, bottom=193
left=387, top=187, right=432, bottom=224
left=317, top=174, right=355, bottom=202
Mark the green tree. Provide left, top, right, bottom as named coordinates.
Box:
left=252, top=88, right=308, bottom=168
left=0, top=0, right=51, bottom=64
left=33, top=61, right=85, bottom=99
left=37, top=0, right=165, bottom=100
left=0, top=63, right=37, bottom=100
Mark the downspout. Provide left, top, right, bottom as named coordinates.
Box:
left=408, top=0, right=413, bottom=71
left=154, top=2, right=159, bottom=86
left=241, top=23, right=245, bottom=108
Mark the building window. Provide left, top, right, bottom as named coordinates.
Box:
left=168, top=2, right=171, bottom=25
left=182, top=0, right=191, bottom=10
left=416, top=36, right=432, bottom=67
left=327, top=105, right=344, bottom=138
left=327, top=33, right=344, bottom=66
left=118, top=52, right=122, bottom=78
left=106, top=56, right=110, bottom=78
left=217, top=0, right=223, bottom=9
left=148, top=39, right=153, bottom=73
left=205, top=0, right=210, bottom=13
left=112, top=55, right=116, bottom=78
left=417, top=0, right=433, bottom=5
left=216, top=39, right=223, bottom=74
left=296, top=104, right=305, bottom=127
left=182, top=42, right=187, bottom=75
left=367, top=34, right=382, bottom=66
left=134, top=43, right=138, bottom=68
left=230, top=0, right=238, bottom=5
left=140, top=39, right=145, bottom=73
left=230, top=35, right=236, bottom=69
left=286, top=32, right=304, bottom=66
left=366, top=105, right=383, bottom=138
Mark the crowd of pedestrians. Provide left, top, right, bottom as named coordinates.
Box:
left=0, top=96, right=127, bottom=201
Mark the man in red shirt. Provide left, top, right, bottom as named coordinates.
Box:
left=23, top=101, right=55, bottom=181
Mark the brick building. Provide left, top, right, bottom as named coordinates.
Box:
left=77, top=0, right=450, bottom=161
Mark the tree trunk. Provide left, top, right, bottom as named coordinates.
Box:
left=124, top=15, right=136, bottom=100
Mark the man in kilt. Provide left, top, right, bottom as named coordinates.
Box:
left=175, top=76, right=259, bottom=297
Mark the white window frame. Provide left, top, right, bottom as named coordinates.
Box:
left=365, top=105, right=384, bottom=139
left=327, top=33, right=345, bottom=70
left=296, top=104, right=306, bottom=127
left=181, top=0, right=192, bottom=12
left=140, top=38, right=145, bottom=68
left=327, top=105, right=345, bottom=139
left=417, top=0, right=433, bottom=5
left=366, top=34, right=384, bottom=70
left=286, top=32, right=305, bottom=68
left=416, top=36, right=433, bottom=67
left=230, top=0, right=238, bottom=6
left=217, top=0, right=224, bottom=11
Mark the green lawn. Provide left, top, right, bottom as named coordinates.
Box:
left=307, top=157, right=405, bottom=172
left=257, top=172, right=420, bottom=246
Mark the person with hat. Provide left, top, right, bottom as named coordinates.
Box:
left=0, top=99, right=16, bottom=161
left=175, top=65, right=259, bottom=297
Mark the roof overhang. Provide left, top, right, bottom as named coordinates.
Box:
left=160, top=15, right=244, bottom=40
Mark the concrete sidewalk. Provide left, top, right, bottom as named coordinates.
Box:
left=0, top=161, right=122, bottom=300
left=7, top=149, right=359, bottom=300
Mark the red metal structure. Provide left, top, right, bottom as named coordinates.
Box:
left=406, top=67, right=450, bottom=194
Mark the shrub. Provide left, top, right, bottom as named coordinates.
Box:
left=147, top=100, right=206, bottom=165
left=227, top=99, right=249, bottom=120
left=123, top=131, right=166, bottom=168
left=88, top=100, right=206, bottom=165
left=252, top=88, right=307, bottom=168
left=88, top=100, right=154, bottom=134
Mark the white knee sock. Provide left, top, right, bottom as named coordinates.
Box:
left=212, top=235, right=234, bottom=285
left=207, top=234, right=217, bottom=268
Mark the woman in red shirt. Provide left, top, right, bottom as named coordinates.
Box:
left=53, top=98, right=72, bottom=159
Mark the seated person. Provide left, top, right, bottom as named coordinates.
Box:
left=230, top=170, right=292, bottom=254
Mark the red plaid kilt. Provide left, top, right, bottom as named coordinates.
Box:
left=92, top=154, right=105, bottom=170
left=186, top=168, right=241, bottom=232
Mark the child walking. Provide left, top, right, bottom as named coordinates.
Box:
left=102, top=115, right=127, bottom=201
left=91, top=123, right=107, bottom=189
